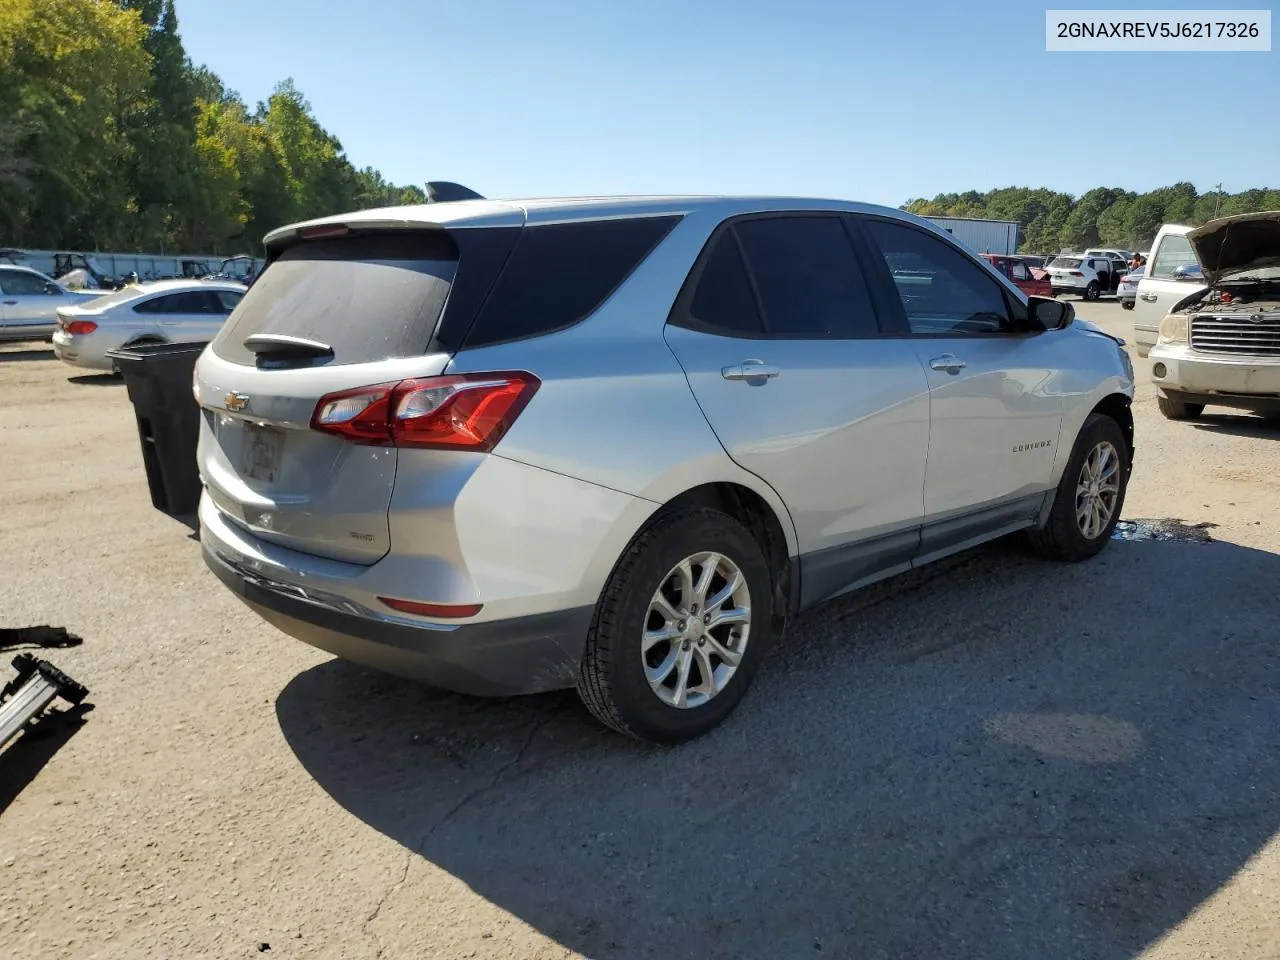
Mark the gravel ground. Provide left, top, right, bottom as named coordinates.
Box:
left=1, top=301, right=1277, bottom=960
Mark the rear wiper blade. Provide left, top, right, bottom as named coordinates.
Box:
left=243, top=333, right=334, bottom=362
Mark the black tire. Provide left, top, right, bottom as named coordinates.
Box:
left=577, top=506, right=775, bottom=744
left=1157, top=394, right=1204, bottom=420
left=1084, top=280, right=1100, bottom=301
left=1121, top=300, right=1134, bottom=310
left=1028, top=413, right=1130, bottom=562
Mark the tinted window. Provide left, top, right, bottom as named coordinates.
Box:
left=134, top=292, right=218, bottom=314
left=214, top=290, right=243, bottom=312
left=464, top=216, right=679, bottom=348
left=212, top=232, right=458, bottom=366
left=865, top=220, right=1012, bottom=335
left=0, top=269, right=49, bottom=295
left=687, top=232, right=763, bottom=335
left=1149, top=234, right=1199, bottom=280
left=1010, top=261, right=1030, bottom=280
left=733, top=216, right=879, bottom=338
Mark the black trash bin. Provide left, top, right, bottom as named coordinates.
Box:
left=108, top=341, right=208, bottom=518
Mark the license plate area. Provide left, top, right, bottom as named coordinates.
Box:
left=241, top=423, right=285, bottom=483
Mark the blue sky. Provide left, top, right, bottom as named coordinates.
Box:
left=174, top=0, right=1278, bottom=205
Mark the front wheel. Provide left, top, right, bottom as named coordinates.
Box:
left=1028, top=413, right=1130, bottom=561
left=1084, top=281, right=1100, bottom=301
left=577, top=506, right=775, bottom=744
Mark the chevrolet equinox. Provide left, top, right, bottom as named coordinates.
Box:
left=195, top=196, right=1136, bottom=743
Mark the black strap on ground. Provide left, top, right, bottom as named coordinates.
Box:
left=0, top=626, right=84, bottom=651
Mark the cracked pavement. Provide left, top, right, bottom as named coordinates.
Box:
left=1, top=301, right=1278, bottom=959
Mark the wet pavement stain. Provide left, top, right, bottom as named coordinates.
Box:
left=1112, top=518, right=1217, bottom=543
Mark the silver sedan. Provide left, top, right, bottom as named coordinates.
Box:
left=0, top=265, right=105, bottom=342
left=52, top=279, right=247, bottom=371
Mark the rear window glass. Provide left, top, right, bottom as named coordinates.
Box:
left=1050, top=257, right=1082, bottom=268
left=462, top=216, right=679, bottom=348
left=212, top=233, right=457, bottom=366
left=687, top=233, right=764, bottom=335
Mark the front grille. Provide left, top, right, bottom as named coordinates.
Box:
left=1190, top=312, right=1280, bottom=356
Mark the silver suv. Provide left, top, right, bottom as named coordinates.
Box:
left=195, top=197, right=1136, bottom=743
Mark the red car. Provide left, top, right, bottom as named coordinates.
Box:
left=980, top=254, right=1053, bottom=297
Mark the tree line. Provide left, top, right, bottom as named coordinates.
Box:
left=0, top=0, right=426, bottom=256
left=903, top=184, right=1280, bottom=254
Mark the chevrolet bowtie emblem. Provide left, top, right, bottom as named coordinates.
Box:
left=224, top=392, right=250, bottom=412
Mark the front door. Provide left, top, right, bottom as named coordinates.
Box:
left=1132, top=230, right=1206, bottom=353
left=855, top=216, right=1064, bottom=562
left=664, top=213, right=931, bottom=606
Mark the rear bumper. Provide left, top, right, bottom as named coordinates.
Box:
left=1150, top=344, right=1280, bottom=411
left=51, top=330, right=115, bottom=370
left=204, top=540, right=592, bottom=696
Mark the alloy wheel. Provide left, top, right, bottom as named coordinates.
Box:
left=641, top=552, right=751, bottom=709
left=1075, top=440, right=1121, bottom=539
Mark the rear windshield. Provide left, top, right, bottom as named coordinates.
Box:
left=212, top=232, right=457, bottom=366
left=1050, top=257, right=1082, bottom=268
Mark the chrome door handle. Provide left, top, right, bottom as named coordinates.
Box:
left=1140, top=293, right=1158, bottom=302
left=722, top=360, right=780, bottom=381
left=929, top=355, right=966, bottom=373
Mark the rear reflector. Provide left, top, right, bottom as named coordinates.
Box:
left=64, top=320, right=97, bottom=335
left=311, top=371, right=540, bottom=451
left=378, top=597, right=483, bottom=619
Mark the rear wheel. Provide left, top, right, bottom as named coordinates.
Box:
left=577, top=506, right=775, bottom=744
left=1028, top=413, right=1129, bottom=561
left=1084, top=281, right=1100, bottom=301
left=1121, top=300, right=1134, bottom=310
left=1157, top=394, right=1204, bottom=420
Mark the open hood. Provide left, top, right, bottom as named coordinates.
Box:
left=1187, top=210, right=1280, bottom=284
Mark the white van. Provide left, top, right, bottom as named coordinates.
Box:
left=1132, top=225, right=1206, bottom=356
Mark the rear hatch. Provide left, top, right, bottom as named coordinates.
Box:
left=198, top=229, right=473, bottom=564
left=1048, top=257, right=1083, bottom=281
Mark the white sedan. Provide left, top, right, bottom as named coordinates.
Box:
left=52, top=279, right=247, bottom=371
left=0, top=265, right=105, bottom=342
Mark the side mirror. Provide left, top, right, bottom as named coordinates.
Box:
left=1027, top=295, right=1073, bottom=331
left=1173, top=264, right=1203, bottom=281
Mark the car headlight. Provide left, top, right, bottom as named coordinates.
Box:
left=1157, top=313, right=1188, bottom=345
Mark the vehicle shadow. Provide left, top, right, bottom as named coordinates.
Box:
left=0, top=347, right=55, bottom=362
left=1192, top=414, right=1280, bottom=440
left=275, top=535, right=1280, bottom=960
left=68, top=373, right=123, bottom=387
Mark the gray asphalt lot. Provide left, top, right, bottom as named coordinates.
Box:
left=1, top=299, right=1277, bottom=959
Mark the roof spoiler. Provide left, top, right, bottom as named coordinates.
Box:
left=425, top=181, right=486, bottom=203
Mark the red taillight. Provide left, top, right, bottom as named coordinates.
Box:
left=378, top=597, right=483, bottom=619
left=297, top=223, right=349, bottom=240
left=64, top=320, right=97, bottom=335
left=1069, top=271, right=1084, bottom=277
left=310, top=372, right=540, bottom=451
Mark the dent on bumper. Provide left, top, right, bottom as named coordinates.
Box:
left=204, top=543, right=592, bottom=696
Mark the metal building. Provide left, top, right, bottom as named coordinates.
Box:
left=924, top=216, right=1021, bottom=255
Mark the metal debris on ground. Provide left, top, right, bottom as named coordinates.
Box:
left=0, top=654, right=90, bottom=752
left=0, top=626, right=84, bottom=651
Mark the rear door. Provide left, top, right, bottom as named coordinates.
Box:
left=197, top=232, right=461, bottom=564
left=664, top=214, right=931, bottom=605
left=856, top=216, right=1064, bottom=558
left=1133, top=229, right=1205, bottom=351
